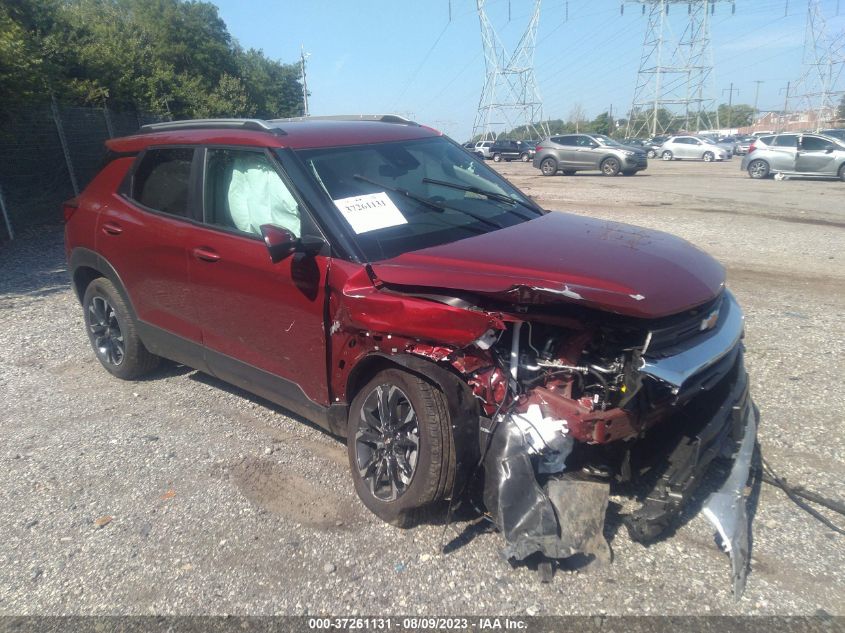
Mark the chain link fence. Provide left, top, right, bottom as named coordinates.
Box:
left=0, top=102, right=165, bottom=240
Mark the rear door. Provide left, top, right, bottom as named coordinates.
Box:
left=550, top=135, right=578, bottom=168
left=96, top=147, right=202, bottom=348
left=187, top=146, right=330, bottom=409
left=768, top=134, right=799, bottom=171
left=795, top=135, right=839, bottom=175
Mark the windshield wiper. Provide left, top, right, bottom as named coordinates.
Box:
left=352, top=174, right=505, bottom=230
left=421, top=177, right=540, bottom=219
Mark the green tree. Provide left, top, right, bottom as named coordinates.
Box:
left=0, top=0, right=303, bottom=119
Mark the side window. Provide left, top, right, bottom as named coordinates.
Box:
left=204, top=149, right=301, bottom=238
left=557, top=135, right=577, bottom=146
left=773, top=135, right=798, bottom=148
left=132, top=148, right=194, bottom=217
left=801, top=136, right=833, bottom=151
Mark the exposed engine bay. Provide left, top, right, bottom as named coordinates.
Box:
left=458, top=289, right=758, bottom=598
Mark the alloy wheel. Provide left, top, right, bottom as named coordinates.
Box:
left=87, top=296, right=124, bottom=366
left=354, top=384, right=420, bottom=502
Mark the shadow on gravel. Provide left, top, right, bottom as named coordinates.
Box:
left=187, top=369, right=340, bottom=440
left=0, top=224, right=69, bottom=298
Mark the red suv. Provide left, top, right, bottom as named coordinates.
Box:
left=65, top=116, right=758, bottom=594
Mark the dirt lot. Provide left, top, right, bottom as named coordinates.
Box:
left=0, top=158, right=843, bottom=616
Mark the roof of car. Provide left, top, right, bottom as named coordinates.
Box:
left=106, top=116, right=442, bottom=153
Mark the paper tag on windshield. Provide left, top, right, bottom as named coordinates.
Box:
left=333, top=192, right=407, bottom=234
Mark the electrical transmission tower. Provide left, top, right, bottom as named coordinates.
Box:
left=788, top=0, right=845, bottom=131
left=472, top=0, right=549, bottom=140
left=624, top=0, right=734, bottom=138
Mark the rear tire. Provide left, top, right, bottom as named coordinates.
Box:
left=82, top=278, right=160, bottom=380
left=703, top=151, right=715, bottom=162
left=747, top=159, right=770, bottom=179
left=540, top=157, right=558, bottom=176
left=347, top=369, right=455, bottom=528
left=600, top=157, right=620, bottom=176
left=839, top=164, right=845, bottom=182
left=492, top=153, right=502, bottom=162
left=662, top=151, right=673, bottom=161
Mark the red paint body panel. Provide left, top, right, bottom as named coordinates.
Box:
left=186, top=226, right=330, bottom=406
left=371, top=212, right=726, bottom=319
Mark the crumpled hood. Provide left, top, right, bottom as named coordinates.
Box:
left=370, top=211, right=725, bottom=319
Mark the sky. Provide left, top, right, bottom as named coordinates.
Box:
left=210, top=0, right=845, bottom=140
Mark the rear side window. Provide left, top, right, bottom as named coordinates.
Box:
left=772, top=135, right=798, bottom=148
left=552, top=135, right=576, bottom=146
left=131, top=148, right=194, bottom=217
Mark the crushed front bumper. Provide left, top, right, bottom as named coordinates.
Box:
left=482, top=341, right=759, bottom=598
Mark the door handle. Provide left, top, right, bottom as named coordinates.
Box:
left=102, top=221, right=123, bottom=235
left=192, top=246, right=221, bottom=263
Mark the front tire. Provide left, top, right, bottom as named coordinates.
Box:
left=662, top=151, right=673, bottom=161
left=647, top=149, right=657, bottom=158
left=601, top=157, right=620, bottom=176
left=839, top=164, right=845, bottom=182
left=347, top=369, right=455, bottom=527
left=82, top=278, right=159, bottom=379
left=540, top=157, right=558, bottom=176
left=747, top=159, right=770, bottom=179
left=703, top=151, right=715, bottom=162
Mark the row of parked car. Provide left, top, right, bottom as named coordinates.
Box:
left=466, top=127, right=845, bottom=180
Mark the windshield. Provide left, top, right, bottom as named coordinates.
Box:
left=292, top=137, right=543, bottom=261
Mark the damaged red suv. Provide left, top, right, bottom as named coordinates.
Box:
left=65, top=116, right=758, bottom=596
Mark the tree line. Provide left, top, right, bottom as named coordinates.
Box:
left=0, top=0, right=304, bottom=119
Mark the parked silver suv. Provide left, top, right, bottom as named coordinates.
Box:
left=533, top=133, right=648, bottom=176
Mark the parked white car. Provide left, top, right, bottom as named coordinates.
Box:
left=659, top=136, right=729, bottom=162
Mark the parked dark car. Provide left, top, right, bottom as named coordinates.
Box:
left=533, top=133, right=648, bottom=176
left=64, top=116, right=757, bottom=595
left=623, top=137, right=660, bottom=158
left=488, top=139, right=534, bottom=162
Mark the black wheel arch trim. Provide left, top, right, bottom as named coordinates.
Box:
left=69, top=248, right=139, bottom=319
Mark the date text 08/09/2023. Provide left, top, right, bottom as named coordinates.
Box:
left=307, top=617, right=528, bottom=630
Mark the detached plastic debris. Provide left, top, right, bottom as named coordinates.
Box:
left=482, top=410, right=611, bottom=564
left=702, top=402, right=759, bottom=600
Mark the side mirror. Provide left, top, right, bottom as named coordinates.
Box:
left=260, top=224, right=326, bottom=263
left=260, top=225, right=298, bottom=263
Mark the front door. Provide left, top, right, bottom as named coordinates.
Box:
left=795, top=135, right=839, bottom=175
left=188, top=147, right=330, bottom=410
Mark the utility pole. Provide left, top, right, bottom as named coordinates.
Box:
left=300, top=46, right=310, bottom=117
left=752, top=80, right=764, bottom=130
left=609, top=103, right=614, bottom=134
left=722, top=82, right=739, bottom=130
left=780, top=80, right=791, bottom=131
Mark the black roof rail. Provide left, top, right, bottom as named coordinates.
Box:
left=138, top=118, right=286, bottom=136
left=271, top=114, right=419, bottom=126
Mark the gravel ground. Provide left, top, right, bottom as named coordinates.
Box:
left=0, top=158, right=843, bottom=616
